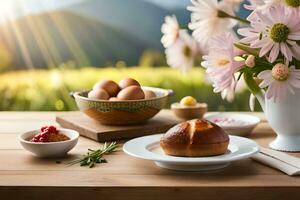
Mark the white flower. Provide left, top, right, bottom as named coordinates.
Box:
left=187, top=0, right=237, bottom=48
left=222, top=0, right=243, bottom=11
left=165, top=30, right=198, bottom=73
left=161, top=15, right=180, bottom=48
left=221, top=81, right=236, bottom=102
left=258, top=63, right=300, bottom=102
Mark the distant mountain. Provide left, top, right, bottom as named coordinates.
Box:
left=0, top=11, right=149, bottom=69
left=67, top=0, right=190, bottom=49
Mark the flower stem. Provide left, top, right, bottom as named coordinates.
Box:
left=243, top=70, right=261, bottom=94
left=218, top=10, right=250, bottom=24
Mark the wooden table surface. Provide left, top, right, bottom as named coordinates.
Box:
left=1, top=111, right=300, bottom=200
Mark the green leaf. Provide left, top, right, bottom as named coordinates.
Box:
left=234, top=43, right=260, bottom=57
left=89, top=162, right=95, bottom=168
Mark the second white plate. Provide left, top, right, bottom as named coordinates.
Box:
left=123, top=134, right=259, bottom=171
left=205, top=113, right=261, bottom=137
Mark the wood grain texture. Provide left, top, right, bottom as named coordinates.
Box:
left=56, top=110, right=180, bottom=141
left=1, top=111, right=300, bottom=200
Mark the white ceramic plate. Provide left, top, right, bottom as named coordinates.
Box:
left=205, top=113, right=261, bottom=137
left=123, top=134, right=259, bottom=171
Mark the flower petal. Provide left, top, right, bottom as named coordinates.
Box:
left=268, top=43, right=280, bottom=63
left=257, top=70, right=272, bottom=80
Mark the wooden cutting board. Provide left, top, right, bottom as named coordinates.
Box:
left=56, top=110, right=180, bottom=142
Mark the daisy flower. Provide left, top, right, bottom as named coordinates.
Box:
left=221, top=81, right=236, bottom=102
left=187, top=0, right=237, bottom=48
left=201, top=32, right=244, bottom=100
left=222, top=0, right=243, bottom=11
left=161, top=15, right=180, bottom=48
left=165, top=30, right=198, bottom=73
left=244, top=0, right=266, bottom=10
left=238, top=4, right=300, bottom=63
left=258, top=63, right=300, bottom=102
left=245, top=0, right=280, bottom=11
left=246, top=0, right=300, bottom=12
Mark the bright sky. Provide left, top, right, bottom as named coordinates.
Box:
left=0, top=0, right=83, bottom=19
left=0, top=0, right=190, bottom=22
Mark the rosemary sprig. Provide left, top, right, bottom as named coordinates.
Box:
left=68, top=142, right=119, bottom=168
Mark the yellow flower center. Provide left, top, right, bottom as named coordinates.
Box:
left=285, top=0, right=300, bottom=7
left=270, top=23, right=290, bottom=43
left=217, top=59, right=230, bottom=67
left=272, top=63, right=289, bottom=81
left=183, top=45, right=192, bottom=58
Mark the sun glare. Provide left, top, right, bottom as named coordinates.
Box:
left=0, top=1, right=20, bottom=23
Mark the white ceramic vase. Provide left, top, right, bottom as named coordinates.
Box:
left=256, top=89, right=300, bottom=152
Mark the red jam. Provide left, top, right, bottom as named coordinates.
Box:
left=30, top=126, right=69, bottom=143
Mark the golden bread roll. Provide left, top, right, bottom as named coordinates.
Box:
left=160, top=119, right=229, bottom=157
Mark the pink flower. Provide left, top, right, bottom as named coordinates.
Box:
left=238, top=4, right=300, bottom=63
left=244, top=0, right=266, bottom=10
left=201, top=32, right=244, bottom=100
left=245, top=0, right=281, bottom=11
left=258, top=63, right=300, bottom=102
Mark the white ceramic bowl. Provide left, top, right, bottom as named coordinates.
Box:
left=205, top=113, right=261, bottom=137
left=18, top=128, right=79, bottom=158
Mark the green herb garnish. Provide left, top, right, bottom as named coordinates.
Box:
left=68, top=142, right=118, bottom=168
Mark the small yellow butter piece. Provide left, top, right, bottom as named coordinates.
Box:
left=180, top=96, right=197, bottom=106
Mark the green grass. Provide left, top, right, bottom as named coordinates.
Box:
left=0, top=67, right=253, bottom=111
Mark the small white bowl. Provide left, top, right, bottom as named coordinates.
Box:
left=18, top=128, right=79, bottom=158
left=205, top=113, right=261, bottom=137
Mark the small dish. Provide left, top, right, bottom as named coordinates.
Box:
left=205, top=113, right=261, bottom=137
left=18, top=128, right=79, bottom=158
left=123, top=134, right=259, bottom=172
left=171, top=103, right=208, bottom=120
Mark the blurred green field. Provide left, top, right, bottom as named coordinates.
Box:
left=0, top=67, right=252, bottom=111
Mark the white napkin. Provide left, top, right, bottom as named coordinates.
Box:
left=252, top=147, right=300, bottom=176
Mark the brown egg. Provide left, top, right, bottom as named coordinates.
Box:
left=88, top=89, right=109, bottom=100
left=109, top=97, right=119, bottom=101
left=143, top=90, right=156, bottom=99
left=93, top=80, right=120, bottom=97
left=118, top=78, right=140, bottom=89
left=117, top=86, right=145, bottom=100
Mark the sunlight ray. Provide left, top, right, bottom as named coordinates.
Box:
left=49, top=12, right=91, bottom=66
left=23, top=15, right=56, bottom=67
left=7, top=13, right=34, bottom=69
left=34, top=16, right=64, bottom=66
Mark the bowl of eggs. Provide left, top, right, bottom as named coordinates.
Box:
left=72, top=78, right=172, bottom=125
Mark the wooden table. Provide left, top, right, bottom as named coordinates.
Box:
left=1, top=111, right=300, bottom=200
